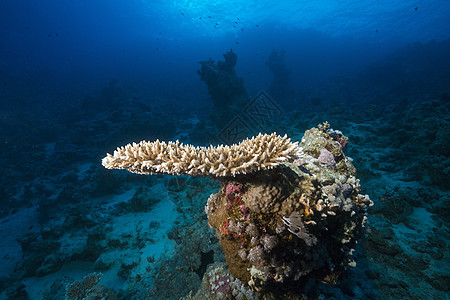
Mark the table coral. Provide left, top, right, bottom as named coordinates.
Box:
left=102, top=122, right=372, bottom=298
left=102, top=133, right=301, bottom=177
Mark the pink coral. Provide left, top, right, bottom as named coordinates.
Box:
left=239, top=205, right=250, bottom=222
left=328, top=129, right=349, bottom=149
left=318, top=148, right=336, bottom=166
left=226, top=183, right=242, bottom=197
left=337, top=136, right=348, bottom=149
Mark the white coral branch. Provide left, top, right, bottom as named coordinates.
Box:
left=102, top=133, right=302, bottom=177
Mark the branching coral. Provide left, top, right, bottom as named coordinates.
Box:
left=102, top=133, right=301, bottom=177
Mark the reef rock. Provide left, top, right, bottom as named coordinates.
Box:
left=102, top=122, right=372, bottom=297
left=197, top=49, right=249, bottom=127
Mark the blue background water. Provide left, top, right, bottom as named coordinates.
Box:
left=2, top=0, right=449, bottom=99
left=0, top=1, right=449, bottom=299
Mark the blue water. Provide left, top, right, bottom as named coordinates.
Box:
left=2, top=0, right=449, bottom=98
left=1, top=1, right=449, bottom=299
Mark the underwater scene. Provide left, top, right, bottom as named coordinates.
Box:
left=0, top=0, right=449, bottom=299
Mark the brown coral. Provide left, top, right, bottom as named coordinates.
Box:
left=202, top=124, right=373, bottom=295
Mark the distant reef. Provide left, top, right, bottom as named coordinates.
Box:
left=197, top=49, right=249, bottom=128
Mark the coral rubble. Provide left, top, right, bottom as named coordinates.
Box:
left=102, top=123, right=372, bottom=297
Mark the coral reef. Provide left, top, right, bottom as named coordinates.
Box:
left=102, top=123, right=372, bottom=297
left=197, top=49, right=248, bottom=109
left=204, top=123, right=372, bottom=295
left=102, top=133, right=301, bottom=177
left=2, top=83, right=447, bottom=299
left=197, top=49, right=249, bottom=127
left=266, top=49, right=293, bottom=102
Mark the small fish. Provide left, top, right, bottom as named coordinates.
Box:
left=48, top=34, right=52, bottom=37
left=235, top=41, right=239, bottom=45
left=241, top=28, right=244, bottom=31
left=237, top=18, right=240, bottom=20
left=415, top=7, right=418, bottom=11
left=256, top=24, right=259, bottom=27
left=215, top=22, right=218, bottom=25
left=208, top=16, right=212, bottom=18
left=181, top=12, right=184, bottom=15
left=235, top=21, right=238, bottom=24
left=376, top=29, right=378, bottom=33
left=199, top=16, right=202, bottom=19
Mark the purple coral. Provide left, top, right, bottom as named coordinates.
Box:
left=328, top=129, right=349, bottom=149
left=226, top=183, right=242, bottom=197
left=318, top=148, right=336, bottom=166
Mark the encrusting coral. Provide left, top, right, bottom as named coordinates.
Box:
left=102, top=133, right=301, bottom=177
left=102, top=123, right=372, bottom=298
left=203, top=123, right=372, bottom=296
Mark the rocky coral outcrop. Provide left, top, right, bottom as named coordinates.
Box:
left=102, top=123, right=372, bottom=298
left=197, top=49, right=248, bottom=109
left=204, top=123, right=372, bottom=296
left=197, top=49, right=249, bottom=127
